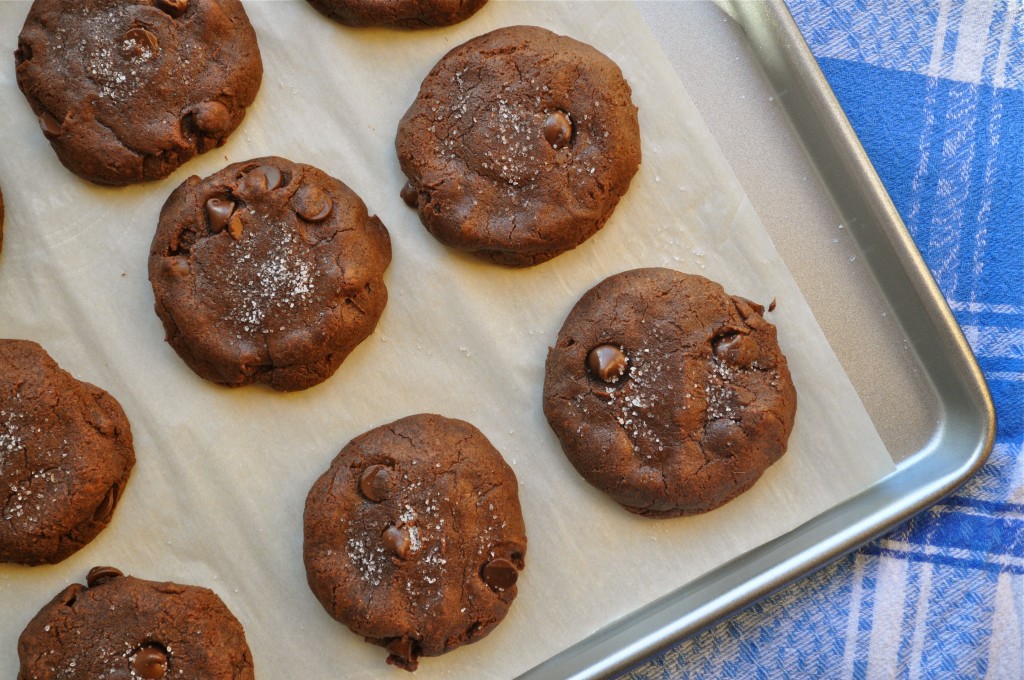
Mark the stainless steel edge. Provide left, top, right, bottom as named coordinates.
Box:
left=517, top=2, right=996, bottom=678
left=733, top=0, right=995, bottom=451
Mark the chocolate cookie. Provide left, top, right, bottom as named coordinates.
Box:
left=0, top=340, right=134, bottom=565
left=304, top=414, right=527, bottom=671
left=15, top=0, right=262, bottom=185
left=543, top=268, right=797, bottom=517
left=149, top=157, right=392, bottom=391
left=395, top=25, right=641, bottom=267
left=17, top=566, right=255, bottom=679
left=306, top=0, right=487, bottom=28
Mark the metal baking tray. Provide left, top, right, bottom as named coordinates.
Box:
left=520, top=2, right=995, bottom=677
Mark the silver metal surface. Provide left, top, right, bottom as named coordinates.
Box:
left=518, top=2, right=995, bottom=678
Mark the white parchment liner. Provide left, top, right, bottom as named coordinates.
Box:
left=0, top=2, right=894, bottom=677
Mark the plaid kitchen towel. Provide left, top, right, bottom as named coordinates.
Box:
left=628, top=1, right=1024, bottom=678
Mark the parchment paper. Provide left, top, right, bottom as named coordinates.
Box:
left=0, top=2, right=895, bottom=677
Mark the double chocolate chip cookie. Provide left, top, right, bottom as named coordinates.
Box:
left=149, top=156, right=392, bottom=391
left=306, top=0, right=487, bottom=28
left=15, top=0, right=262, bottom=185
left=304, top=414, right=527, bottom=671
left=543, top=268, right=797, bottom=517
left=0, top=339, right=135, bottom=565
left=17, top=567, right=254, bottom=679
left=396, top=25, right=641, bottom=266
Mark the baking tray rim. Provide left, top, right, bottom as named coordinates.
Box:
left=517, top=2, right=997, bottom=678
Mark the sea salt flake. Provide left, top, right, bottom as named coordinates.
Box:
left=225, top=232, right=316, bottom=331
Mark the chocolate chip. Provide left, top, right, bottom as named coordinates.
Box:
left=205, top=197, right=235, bottom=233
left=587, top=344, right=627, bottom=383
left=382, top=526, right=410, bottom=559
left=358, top=464, right=390, bottom=502
left=480, top=557, right=518, bottom=591
left=125, top=27, right=159, bottom=55
left=164, top=256, right=190, bottom=277
left=250, top=165, right=283, bottom=191
left=703, top=418, right=745, bottom=454
left=400, top=182, right=418, bottom=208
left=712, top=332, right=740, bottom=357
left=297, top=189, right=333, bottom=222
left=768, top=297, right=777, bottom=312
left=543, top=110, right=573, bottom=149
left=193, top=101, right=230, bottom=134
left=92, top=484, right=118, bottom=521
left=86, top=566, right=123, bottom=588
left=131, top=644, right=168, bottom=680
left=712, top=331, right=758, bottom=368
left=155, top=0, right=189, bottom=17
left=38, top=111, right=62, bottom=138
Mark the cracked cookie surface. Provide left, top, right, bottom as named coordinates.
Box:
left=303, top=414, right=527, bottom=671
left=395, top=25, right=641, bottom=267
left=0, top=339, right=135, bottom=565
left=15, top=0, right=262, bottom=185
left=306, top=0, right=487, bottom=28
left=149, top=156, right=392, bottom=391
left=542, top=268, right=797, bottom=517
left=17, top=567, right=254, bottom=679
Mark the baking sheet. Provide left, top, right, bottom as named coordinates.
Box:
left=0, top=1, right=894, bottom=677
left=640, top=0, right=939, bottom=466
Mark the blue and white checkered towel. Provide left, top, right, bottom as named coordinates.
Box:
left=629, top=2, right=1024, bottom=677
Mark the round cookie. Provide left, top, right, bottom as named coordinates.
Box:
left=0, top=340, right=135, bottom=565
left=149, top=156, right=392, bottom=391
left=306, top=0, right=487, bottom=28
left=542, top=268, right=797, bottom=518
left=395, top=25, right=641, bottom=267
left=304, top=414, right=527, bottom=671
left=15, top=0, right=262, bottom=185
left=17, top=567, right=255, bottom=679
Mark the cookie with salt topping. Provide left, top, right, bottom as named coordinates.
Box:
left=15, top=0, right=262, bottom=185
left=543, top=268, right=797, bottom=517
left=17, top=567, right=254, bottom=679
left=148, top=156, right=391, bottom=391
left=303, top=414, right=527, bottom=671
left=395, top=25, right=641, bottom=267
left=0, top=339, right=134, bottom=565
left=306, top=0, right=488, bottom=28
